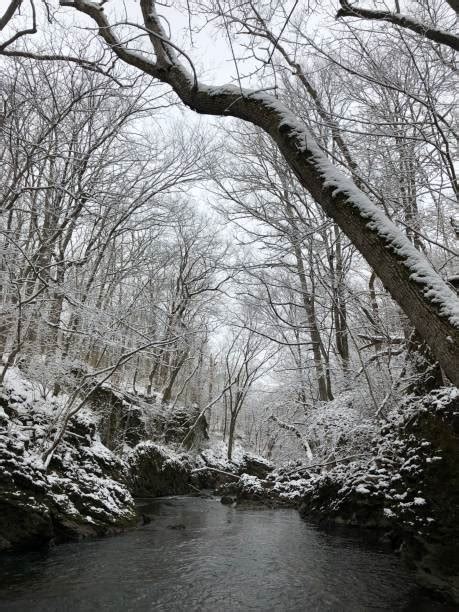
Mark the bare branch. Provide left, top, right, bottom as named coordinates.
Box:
left=336, top=0, right=459, bottom=52
left=0, top=0, right=23, bottom=31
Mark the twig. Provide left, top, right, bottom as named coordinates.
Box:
left=285, top=453, right=365, bottom=474
left=191, top=466, right=240, bottom=480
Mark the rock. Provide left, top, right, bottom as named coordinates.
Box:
left=127, top=441, right=191, bottom=497
left=0, top=492, right=53, bottom=551
left=150, top=405, right=209, bottom=450
left=216, top=474, right=295, bottom=508
left=240, top=453, right=274, bottom=479
left=0, top=437, right=137, bottom=551
left=191, top=466, right=235, bottom=490
left=399, top=392, right=459, bottom=603
left=86, top=386, right=146, bottom=451
left=0, top=377, right=138, bottom=552
left=195, top=446, right=273, bottom=489
left=298, top=387, right=459, bottom=604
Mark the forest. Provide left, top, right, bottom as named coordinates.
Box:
left=0, top=0, right=457, bottom=610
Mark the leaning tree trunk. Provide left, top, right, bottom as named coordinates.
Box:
left=67, top=0, right=459, bottom=386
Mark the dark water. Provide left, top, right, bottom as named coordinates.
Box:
left=0, top=497, right=451, bottom=611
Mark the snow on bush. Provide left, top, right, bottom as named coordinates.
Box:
left=304, top=391, right=376, bottom=460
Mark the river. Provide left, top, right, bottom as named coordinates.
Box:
left=0, top=496, right=452, bottom=611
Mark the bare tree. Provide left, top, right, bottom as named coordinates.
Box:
left=219, top=322, right=276, bottom=460
left=2, top=0, right=455, bottom=381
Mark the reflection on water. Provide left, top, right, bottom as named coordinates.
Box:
left=0, top=497, right=452, bottom=611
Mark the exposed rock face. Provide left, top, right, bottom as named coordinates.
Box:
left=0, top=377, right=137, bottom=552
left=0, top=446, right=53, bottom=551
left=299, top=387, right=459, bottom=603
left=149, top=404, right=209, bottom=450
left=399, top=391, right=459, bottom=602
left=127, top=442, right=192, bottom=497
left=86, top=386, right=146, bottom=451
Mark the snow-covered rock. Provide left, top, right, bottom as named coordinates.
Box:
left=199, top=441, right=273, bottom=480
left=127, top=441, right=192, bottom=497
left=298, top=387, right=459, bottom=601
left=0, top=369, right=137, bottom=551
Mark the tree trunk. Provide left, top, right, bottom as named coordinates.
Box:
left=285, top=199, right=332, bottom=401
left=227, top=415, right=237, bottom=461
left=161, top=349, right=189, bottom=403
left=332, top=227, right=350, bottom=368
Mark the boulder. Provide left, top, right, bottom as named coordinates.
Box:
left=0, top=466, right=54, bottom=551
left=240, top=452, right=274, bottom=479
left=220, top=495, right=235, bottom=505
left=128, top=441, right=192, bottom=497
left=194, top=445, right=274, bottom=489
left=216, top=474, right=297, bottom=508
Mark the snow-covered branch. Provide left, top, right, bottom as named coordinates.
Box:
left=336, top=1, right=459, bottom=52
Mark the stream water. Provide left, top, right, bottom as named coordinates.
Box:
left=0, top=497, right=452, bottom=611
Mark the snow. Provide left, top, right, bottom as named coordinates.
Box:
left=302, top=391, right=375, bottom=461
left=90, top=435, right=119, bottom=462
left=200, top=440, right=246, bottom=472
left=239, top=474, right=265, bottom=494
left=0, top=367, right=135, bottom=527
left=272, top=477, right=312, bottom=501
left=2, top=367, right=39, bottom=406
